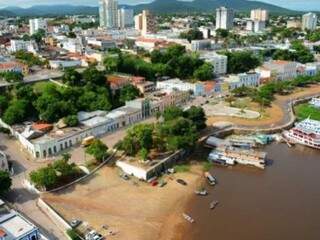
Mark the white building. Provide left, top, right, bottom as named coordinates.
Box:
left=190, top=39, right=212, bottom=51
left=0, top=200, right=40, bottom=240
left=29, top=18, right=47, bottom=35
left=99, top=0, right=119, bottom=28
left=117, top=8, right=134, bottom=29
left=49, top=60, right=82, bottom=69
left=0, top=91, right=190, bottom=159
left=246, top=20, right=266, bottom=33
left=157, top=78, right=205, bottom=96
left=216, top=7, right=234, bottom=30
left=9, top=40, right=38, bottom=53
left=62, top=38, right=83, bottom=53
left=310, top=98, right=320, bottom=108
left=250, top=9, right=268, bottom=21
left=224, top=72, right=260, bottom=90
left=200, top=52, right=227, bottom=75
left=199, top=26, right=211, bottom=39
left=257, top=60, right=298, bottom=82
left=302, top=12, right=318, bottom=31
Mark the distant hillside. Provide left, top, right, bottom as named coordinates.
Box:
left=0, top=9, right=14, bottom=17
left=2, top=5, right=98, bottom=16
left=132, top=0, right=294, bottom=14
left=1, top=0, right=294, bottom=16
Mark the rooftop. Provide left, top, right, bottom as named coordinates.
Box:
left=0, top=209, right=38, bottom=240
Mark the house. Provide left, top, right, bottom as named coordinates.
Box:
left=200, top=52, right=228, bottom=75
left=0, top=200, right=40, bottom=240
left=0, top=61, right=28, bottom=74
left=156, top=78, right=205, bottom=96
left=0, top=90, right=190, bottom=159
left=135, top=37, right=166, bottom=52
left=223, top=72, right=260, bottom=90
left=49, top=60, right=82, bottom=69
left=257, top=60, right=297, bottom=82
left=107, top=75, right=131, bottom=91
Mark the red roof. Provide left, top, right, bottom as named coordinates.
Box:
left=32, top=123, right=53, bottom=132
left=0, top=62, right=25, bottom=70
left=131, top=76, right=145, bottom=83
left=0, top=229, right=7, bottom=237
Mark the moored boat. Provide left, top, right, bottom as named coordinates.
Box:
left=183, top=213, right=195, bottom=223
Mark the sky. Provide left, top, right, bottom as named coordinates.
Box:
left=0, top=0, right=319, bottom=11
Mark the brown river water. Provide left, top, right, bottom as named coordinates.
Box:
left=183, top=143, right=320, bottom=240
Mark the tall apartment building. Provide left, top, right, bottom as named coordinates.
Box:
left=135, top=10, right=157, bottom=35
left=200, top=52, right=227, bottom=75
left=99, top=0, right=119, bottom=28
left=250, top=8, right=268, bottom=21
left=215, top=7, right=234, bottom=30
left=302, top=12, right=318, bottom=31
left=117, top=8, right=134, bottom=28
left=29, top=18, right=47, bottom=35
left=134, top=14, right=143, bottom=31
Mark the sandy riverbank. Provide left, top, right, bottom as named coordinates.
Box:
left=207, top=84, right=320, bottom=127
left=43, top=164, right=204, bottom=240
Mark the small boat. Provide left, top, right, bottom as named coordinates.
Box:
left=182, top=213, right=194, bottom=223
left=204, top=172, right=217, bottom=186
left=210, top=200, right=219, bottom=210
left=194, top=189, right=208, bottom=196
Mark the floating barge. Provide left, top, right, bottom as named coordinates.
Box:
left=208, top=146, right=267, bottom=169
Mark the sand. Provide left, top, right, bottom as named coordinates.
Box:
left=43, top=165, right=204, bottom=240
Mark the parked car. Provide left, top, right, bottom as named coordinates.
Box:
left=70, top=219, right=82, bottom=228
left=176, top=179, right=187, bottom=186
left=151, top=180, right=158, bottom=186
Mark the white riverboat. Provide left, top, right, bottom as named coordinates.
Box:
left=283, top=119, right=320, bottom=150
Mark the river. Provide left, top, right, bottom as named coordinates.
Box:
left=183, top=143, right=320, bottom=240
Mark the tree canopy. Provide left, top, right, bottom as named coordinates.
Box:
left=0, top=170, right=12, bottom=195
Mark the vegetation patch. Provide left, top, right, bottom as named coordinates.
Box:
left=294, top=103, right=320, bottom=121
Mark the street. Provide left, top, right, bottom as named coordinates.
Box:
left=0, top=133, right=67, bottom=240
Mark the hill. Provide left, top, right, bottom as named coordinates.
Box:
left=1, top=0, right=294, bottom=16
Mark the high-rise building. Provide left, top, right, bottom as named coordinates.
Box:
left=142, top=10, right=157, bottom=35
left=29, top=18, right=47, bottom=35
left=99, top=0, right=119, bottom=28
left=135, top=10, right=157, bottom=35
left=302, top=12, right=318, bottom=31
left=117, top=8, right=134, bottom=28
left=215, top=7, right=234, bottom=30
left=134, top=14, right=143, bottom=31
left=250, top=9, right=268, bottom=21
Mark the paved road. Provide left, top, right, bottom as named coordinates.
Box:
left=0, top=134, right=67, bottom=240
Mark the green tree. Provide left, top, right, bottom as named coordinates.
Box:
left=63, top=115, right=79, bottom=127
left=162, top=106, right=184, bottom=121
left=82, top=66, right=106, bottom=86
left=223, top=51, right=261, bottom=74
left=119, top=84, right=140, bottom=104
left=0, top=72, right=23, bottom=83
left=184, top=106, right=206, bottom=130
left=29, top=165, right=58, bottom=190
left=0, top=95, right=9, bottom=115
left=85, top=139, right=109, bottom=162
left=193, top=63, right=214, bottom=80
left=0, top=170, right=12, bottom=195
left=62, top=68, right=83, bottom=86
left=3, top=100, right=28, bottom=125
left=179, top=28, right=203, bottom=43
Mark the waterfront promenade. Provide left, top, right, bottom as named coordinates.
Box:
left=207, top=85, right=320, bottom=134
